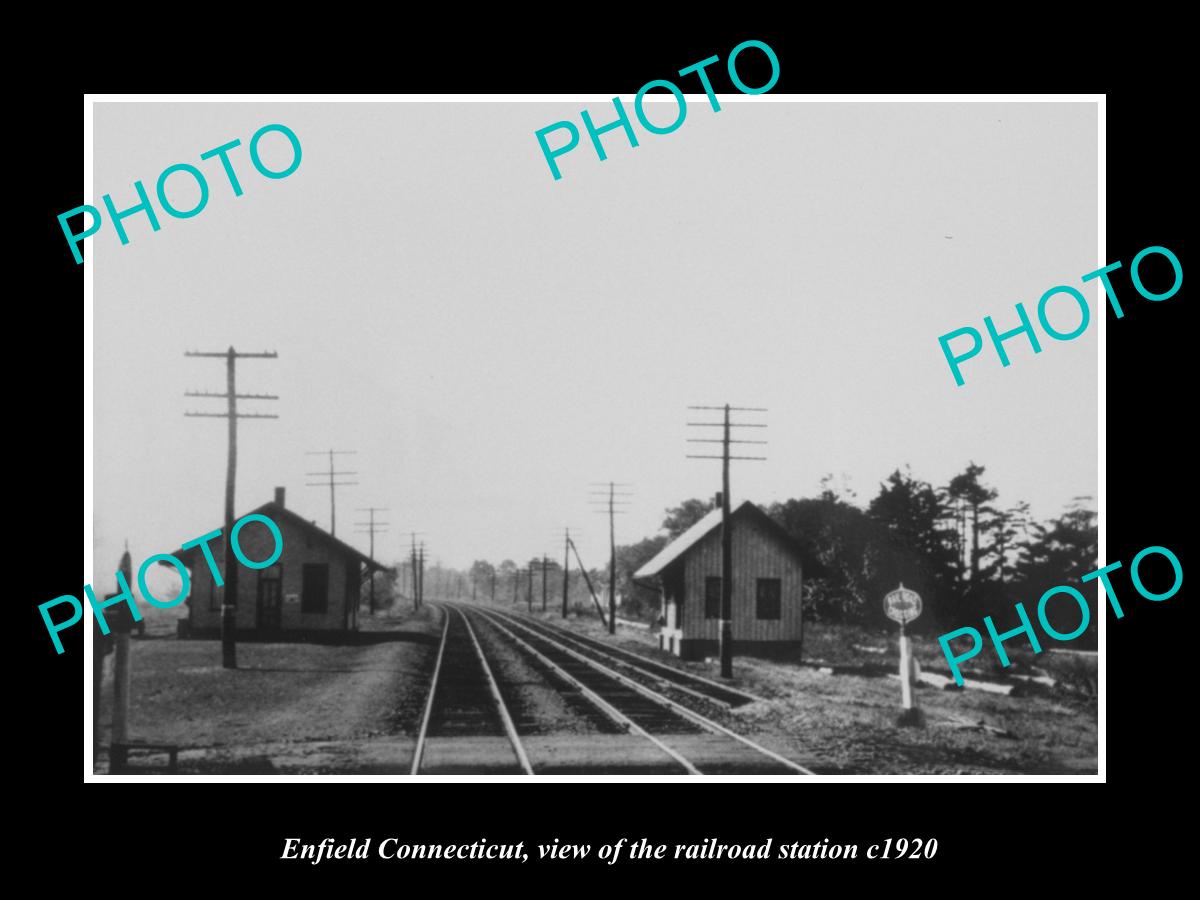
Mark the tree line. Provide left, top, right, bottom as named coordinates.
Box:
left=367, top=462, right=1097, bottom=645
left=615, top=463, right=1097, bottom=642
left=365, top=555, right=605, bottom=614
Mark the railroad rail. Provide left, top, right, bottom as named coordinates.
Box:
left=489, top=607, right=766, bottom=708
left=411, top=603, right=533, bottom=775
left=462, top=604, right=813, bottom=775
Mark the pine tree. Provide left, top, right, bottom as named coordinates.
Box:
left=946, top=463, right=998, bottom=585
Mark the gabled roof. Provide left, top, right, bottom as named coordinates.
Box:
left=633, top=500, right=803, bottom=582
left=168, top=500, right=391, bottom=574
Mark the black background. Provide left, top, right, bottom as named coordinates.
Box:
left=22, top=23, right=1189, bottom=887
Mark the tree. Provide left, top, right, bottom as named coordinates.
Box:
left=614, top=535, right=669, bottom=620
left=979, top=500, right=1033, bottom=585
left=662, top=499, right=712, bottom=539
left=867, top=467, right=959, bottom=625
left=818, top=472, right=859, bottom=505
left=1012, top=498, right=1098, bottom=644
left=495, top=559, right=519, bottom=604
left=946, top=462, right=998, bottom=585
left=469, top=560, right=496, bottom=601
left=936, top=484, right=966, bottom=585
left=365, top=569, right=397, bottom=610
left=769, top=493, right=880, bottom=624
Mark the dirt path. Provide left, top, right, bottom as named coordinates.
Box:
left=95, top=608, right=444, bottom=771
left=510, top=607, right=1097, bottom=775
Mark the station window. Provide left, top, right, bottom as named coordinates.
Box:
left=756, top=578, right=782, bottom=620
left=302, top=563, right=330, bottom=614
left=704, top=576, right=721, bottom=619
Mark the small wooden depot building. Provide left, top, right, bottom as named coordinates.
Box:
left=171, top=487, right=388, bottom=639
left=634, top=499, right=804, bottom=661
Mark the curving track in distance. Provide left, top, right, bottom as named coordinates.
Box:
left=410, top=603, right=533, bottom=775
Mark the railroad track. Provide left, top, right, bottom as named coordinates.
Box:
left=410, top=603, right=533, bottom=775
left=485, top=606, right=765, bottom=708
left=459, top=604, right=813, bottom=775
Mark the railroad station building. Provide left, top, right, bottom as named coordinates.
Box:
left=633, top=499, right=804, bottom=661
left=171, top=487, right=389, bottom=638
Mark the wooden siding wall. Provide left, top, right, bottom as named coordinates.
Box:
left=663, top=568, right=684, bottom=630
left=186, top=518, right=354, bottom=632
left=679, top=515, right=802, bottom=642
left=345, top=562, right=360, bottom=630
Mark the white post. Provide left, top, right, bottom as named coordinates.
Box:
left=899, top=624, right=913, bottom=710
left=112, top=633, right=131, bottom=744
left=92, top=632, right=104, bottom=768
left=888, top=584, right=925, bottom=728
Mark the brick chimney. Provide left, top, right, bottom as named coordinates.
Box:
left=274, top=486, right=286, bottom=508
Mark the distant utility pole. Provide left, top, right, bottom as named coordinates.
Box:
left=490, top=569, right=497, bottom=603
left=418, top=544, right=426, bottom=607
left=687, top=404, right=767, bottom=678
left=107, top=545, right=135, bottom=770
left=529, top=556, right=552, bottom=612
left=526, top=564, right=534, bottom=612
left=512, top=568, right=520, bottom=605
left=354, top=507, right=389, bottom=614
left=403, top=532, right=425, bottom=610
left=568, top=536, right=607, bottom=628
left=589, top=482, right=632, bottom=634
left=561, top=529, right=574, bottom=619
left=305, top=449, right=358, bottom=536
left=410, top=535, right=419, bottom=610
left=185, top=346, right=279, bottom=670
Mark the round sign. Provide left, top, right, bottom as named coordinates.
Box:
left=884, top=585, right=922, bottom=625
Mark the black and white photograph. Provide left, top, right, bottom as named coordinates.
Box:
left=81, top=95, right=1103, bottom=779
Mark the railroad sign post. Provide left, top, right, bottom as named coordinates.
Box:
left=106, top=593, right=137, bottom=771
left=884, top=584, right=925, bottom=728
left=92, top=615, right=112, bottom=768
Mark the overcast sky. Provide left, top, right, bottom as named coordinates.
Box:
left=91, top=99, right=1098, bottom=590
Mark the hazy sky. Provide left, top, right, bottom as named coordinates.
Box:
left=91, top=99, right=1098, bottom=590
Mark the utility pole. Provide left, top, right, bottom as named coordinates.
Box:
left=608, top=485, right=616, bottom=632
left=527, top=564, right=534, bottom=612
left=562, top=529, right=571, bottom=618
left=529, top=555, right=551, bottom=612
left=589, top=482, right=632, bottom=634
left=403, top=532, right=425, bottom=610
left=687, top=404, right=767, bottom=678
left=512, top=568, right=520, bottom=605
left=410, top=535, right=419, bottom=611
left=105, top=544, right=136, bottom=771
left=305, top=449, right=358, bottom=536
left=418, top=544, right=426, bottom=607
left=354, top=507, right=389, bottom=614
left=568, top=536, right=608, bottom=628
left=185, top=346, right=279, bottom=670
left=609, top=487, right=616, bottom=632
left=553, top=528, right=580, bottom=618
left=490, top=569, right=497, bottom=603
